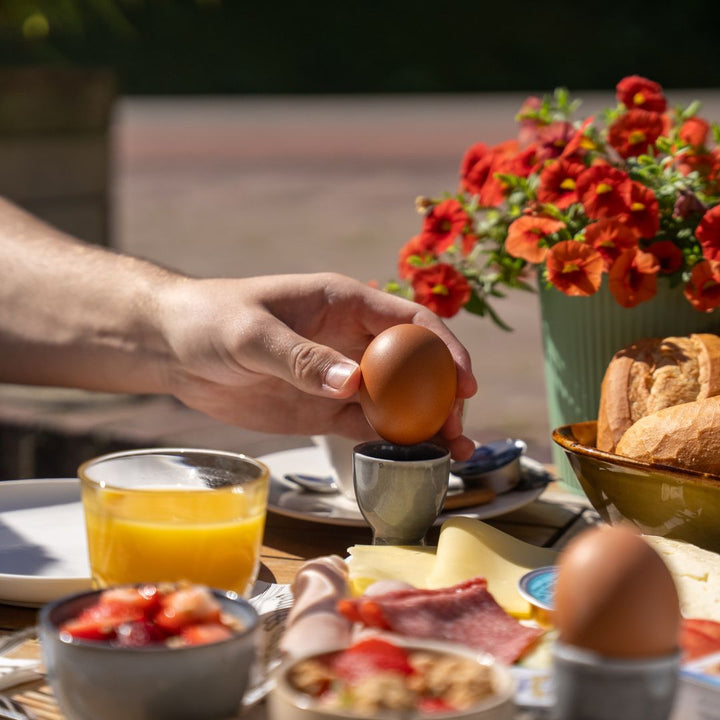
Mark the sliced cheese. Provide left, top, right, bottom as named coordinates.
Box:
left=644, top=535, right=720, bottom=621
left=346, top=545, right=436, bottom=596
left=426, top=517, right=558, bottom=618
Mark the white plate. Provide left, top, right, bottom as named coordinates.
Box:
left=0, top=478, right=92, bottom=607
left=261, top=446, right=546, bottom=526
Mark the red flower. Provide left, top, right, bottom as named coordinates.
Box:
left=696, top=205, right=720, bottom=262
left=560, top=117, right=595, bottom=161
left=505, top=216, right=565, bottom=263
left=584, top=218, right=638, bottom=270
left=616, top=75, right=667, bottom=113
left=545, top=240, right=604, bottom=297
left=622, top=182, right=660, bottom=239
left=646, top=240, right=684, bottom=274
left=481, top=143, right=536, bottom=206
left=533, top=121, right=575, bottom=165
left=608, top=109, right=665, bottom=159
left=460, top=142, right=494, bottom=196
left=679, top=117, right=710, bottom=148
left=420, top=199, right=471, bottom=252
left=576, top=165, right=633, bottom=219
left=609, top=248, right=660, bottom=308
left=411, top=263, right=471, bottom=318
left=677, top=150, right=717, bottom=180
left=397, top=235, right=436, bottom=279
left=685, top=261, right=720, bottom=312
left=537, top=159, right=585, bottom=209
left=459, top=141, right=521, bottom=207
left=458, top=233, right=478, bottom=256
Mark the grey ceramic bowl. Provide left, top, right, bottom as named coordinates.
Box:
left=39, top=586, right=259, bottom=720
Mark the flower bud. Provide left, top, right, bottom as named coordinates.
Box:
left=673, top=192, right=705, bottom=220
left=415, top=196, right=434, bottom=214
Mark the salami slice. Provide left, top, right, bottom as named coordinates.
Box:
left=338, top=577, right=543, bottom=664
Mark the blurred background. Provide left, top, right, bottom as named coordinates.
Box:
left=1, top=0, right=720, bottom=475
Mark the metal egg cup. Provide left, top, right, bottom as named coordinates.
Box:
left=352, top=441, right=450, bottom=546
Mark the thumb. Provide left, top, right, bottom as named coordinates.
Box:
left=244, top=320, right=361, bottom=398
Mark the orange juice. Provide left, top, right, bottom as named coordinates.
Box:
left=81, top=484, right=267, bottom=596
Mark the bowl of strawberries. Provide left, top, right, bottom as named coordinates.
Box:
left=38, top=582, right=259, bottom=720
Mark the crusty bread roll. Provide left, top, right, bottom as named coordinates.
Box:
left=615, top=395, right=720, bottom=475
left=597, top=333, right=720, bottom=453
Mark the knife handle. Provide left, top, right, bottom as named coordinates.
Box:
left=443, top=486, right=496, bottom=510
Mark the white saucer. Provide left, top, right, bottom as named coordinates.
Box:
left=260, top=446, right=546, bottom=527
left=0, top=478, right=92, bottom=606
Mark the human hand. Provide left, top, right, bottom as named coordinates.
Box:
left=158, top=272, right=477, bottom=459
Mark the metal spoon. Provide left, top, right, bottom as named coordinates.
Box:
left=283, top=473, right=339, bottom=494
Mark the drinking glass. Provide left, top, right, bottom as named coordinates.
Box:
left=78, top=448, right=269, bottom=598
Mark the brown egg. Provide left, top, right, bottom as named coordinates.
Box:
left=554, top=524, right=680, bottom=659
left=358, top=324, right=456, bottom=445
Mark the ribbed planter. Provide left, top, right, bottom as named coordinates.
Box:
left=540, top=278, right=720, bottom=492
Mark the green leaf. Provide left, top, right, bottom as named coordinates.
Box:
left=484, top=301, right=514, bottom=331
left=680, top=100, right=702, bottom=120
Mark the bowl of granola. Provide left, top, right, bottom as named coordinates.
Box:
left=268, top=635, right=516, bottom=719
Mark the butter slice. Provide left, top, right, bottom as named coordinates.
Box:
left=426, top=517, right=558, bottom=618
left=644, top=535, right=720, bottom=621
left=346, top=545, right=437, bottom=596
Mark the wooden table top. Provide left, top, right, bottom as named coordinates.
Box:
left=0, top=483, right=599, bottom=719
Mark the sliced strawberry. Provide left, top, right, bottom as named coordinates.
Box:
left=60, top=600, right=145, bottom=641
left=114, top=620, right=167, bottom=648
left=180, top=622, right=234, bottom=646
left=99, top=585, right=160, bottom=618
left=681, top=618, right=720, bottom=661
left=337, top=598, right=390, bottom=629
left=684, top=618, right=720, bottom=642
left=336, top=598, right=363, bottom=623
left=154, top=586, right=222, bottom=633
left=331, top=638, right=413, bottom=681
left=418, top=697, right=454, bottom=713
left=60, top=613, right=115, bottom=641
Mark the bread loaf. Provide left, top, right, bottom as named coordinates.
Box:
left=596, top=333, right=720, bottom=453
left=615, top=395, right=720, bottom=475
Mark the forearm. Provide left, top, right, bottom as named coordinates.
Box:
left=0, top=198, right=179, bottom=393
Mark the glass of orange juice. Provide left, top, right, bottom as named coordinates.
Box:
left=78, top=448, right=270, bottom=598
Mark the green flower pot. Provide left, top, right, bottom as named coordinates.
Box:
left=539, top=278, right=720, bottom=493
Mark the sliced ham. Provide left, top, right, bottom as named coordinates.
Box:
left=338, top=577, right=542, bottom=664
left=280, top=555, right=353, bottom=658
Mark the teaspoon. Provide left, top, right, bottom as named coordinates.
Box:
left=283, top=473, right=339, bottom=494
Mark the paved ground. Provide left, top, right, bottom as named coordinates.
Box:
left=107, top=90, right=720, bottom=463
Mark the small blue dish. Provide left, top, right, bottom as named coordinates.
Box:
left=518, top=566, right=557, bottom=626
